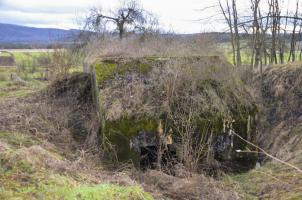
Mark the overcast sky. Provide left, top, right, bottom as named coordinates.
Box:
left=0, top=0, right=226, bottom=33
left=0, top=0, right=298, bottom=33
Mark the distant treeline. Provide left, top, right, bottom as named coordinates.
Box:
left=2, top=31, right=302, bottom=50
left=0, top=43, right=74, bottom=49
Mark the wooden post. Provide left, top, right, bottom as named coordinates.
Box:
left=90, top=66, right=100, bottom=117
left=90, top=65, right=107, bottom=147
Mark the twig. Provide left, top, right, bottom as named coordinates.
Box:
left=254, top=170, right=281, bottom=181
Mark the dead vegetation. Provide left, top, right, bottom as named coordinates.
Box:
left=253, top=62, right=302, bottom=163
left=0, top=73, right=98, bottom=157
left=1, top=45, right=301, bottom=199
left=46, top=48, right=79, bottom=80
left=223, top=62, right=302, bottom=199
left=0, top=73, right=149, bottom=199
left=96, top=56, right=257, bottom=174
left=0, top=132, right=151, bottom=200
left=0, top=67, right=245, bottom=199
left=135, top=170, right=241, bottom=200
left=82, top=34, right=218, bottom=69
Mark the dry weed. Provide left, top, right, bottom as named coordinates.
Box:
left=134, top=169, right=241, bottom=200
left=83, top=34, right=219, bottom=66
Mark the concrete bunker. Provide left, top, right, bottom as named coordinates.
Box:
left=92, top=56, right=258, bottom=171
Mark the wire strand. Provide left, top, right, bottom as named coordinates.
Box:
left=231, top=130, right=302, bottom=174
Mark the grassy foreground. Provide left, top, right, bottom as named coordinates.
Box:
left=1, top=51, right=301, bottom=199
left=0, top=52, right=153, bottom=199
left=0, top=132, right=153, bottom=200
left=223, top=162, right=302, bottom=200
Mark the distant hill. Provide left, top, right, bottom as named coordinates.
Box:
left=0, top=23, right=233, bottom=49
left=0, top=23, right=80, bottom=47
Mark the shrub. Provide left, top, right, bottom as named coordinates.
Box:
left=47, top=49, right=76, bottom=80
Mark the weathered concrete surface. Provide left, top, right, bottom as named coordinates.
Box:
left=94, top=56, right=258, bottom=171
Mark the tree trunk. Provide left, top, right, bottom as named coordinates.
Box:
left=232, top=0, right=241, bottom=67
left=289, top=1, right=299, bottom=62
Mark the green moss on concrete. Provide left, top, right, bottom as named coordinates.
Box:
left=97, top=56, right=258, bottom=167
left=106, top=116, right=158, bottom=138
left=93, top=58, right=155, bottom=84
left=137, top=62, right=151, bottom=74
left=94, top=62, right=118, bottom=84
left=104, top=116, right=158, bottom=163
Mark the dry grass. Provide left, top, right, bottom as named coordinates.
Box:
left=224, top=161, right=302, bottom=200
left=5, top=51, right=302, bottom=199
left=0, top=132, right=152, bottom=200
left=253, top=62, right=302, bottom=163
left=222, top=61, right=302, bottom=199
left=46, top=48, right=78, bottom=80
left=0, top=73, right=244, bottom=199
left=0, top=73, right=99, bottom=158
left=0, top=74, right=149, bottom=199
left=134, top=169, right=241, bottom=200
left=98, top=56, right=257, bottom=174
left=83, top=34, right=219, bottom=66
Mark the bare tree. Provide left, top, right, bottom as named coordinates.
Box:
left=279, top=8, right=289, bottom=64
left=250, top=0, right=261, bottom=69
left=268, top=0, right=280, bottom=64
left=217, top=0, right=302, bottom=70
left=232, top=0, right=241, bottom=67
left=219, top=0, right=241, bottom=67
left=86, top=0, right=158, bottom=39
left=288, top=0, right=300, bottom=62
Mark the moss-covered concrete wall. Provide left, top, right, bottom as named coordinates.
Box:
left=93, top=56, right=258, bottom=169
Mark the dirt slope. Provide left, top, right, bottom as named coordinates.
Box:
left=254, top=63, right=302, bottom=163
left=225, top=63, right=302, bottom=200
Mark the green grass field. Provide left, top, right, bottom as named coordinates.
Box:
left=219, top=41, right=302, bottom=66
left=0, top=51, right=47, bottom=98
left=0, top=50, right=82, bottom=98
